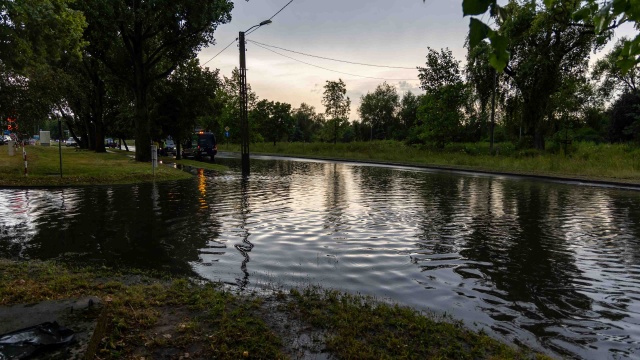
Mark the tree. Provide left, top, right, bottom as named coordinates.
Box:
left=398, top=91, right=420, bottom=131
left=474, top=1, right=603, bottom=149
left=250, top=99, right=272, bottom=143
left=608, top=92, right=640, bottom=143
left=322, top=79, right=351, bottom=144
left=418, top=48, right=463, bottom=94
left=460, top=0, right=635, bottom=72
left=0, top=0, right=86, bottom=70
left=216, top=68, right=257, bottom=143
left=77, top=0, right=233, bottom=162
left=466, top=41, right=499, bottom=140
left=416, top=48, right=468, bottom=148
left=358, top=82, right=399, bottom=140
left=154, top=59, right=221, bottom=159
left=592, top=38, right=640, bottom=100
left=291, top=103, right=322, bottom=142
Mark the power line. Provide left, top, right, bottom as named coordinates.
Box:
left=202, top=38, right=237, bottom=66
left=250, top=41, right=419, bottom=81
left=270, top=0, right=294, bottom=20
left=247, top=0, right=294, bottom=36
left=247, top=40, right=416, bottom=70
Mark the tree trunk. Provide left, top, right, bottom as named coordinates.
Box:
left=133, top=64, right=151, bottom=161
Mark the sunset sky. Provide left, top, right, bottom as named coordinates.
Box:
left=197, top=0, right=637, bottom=120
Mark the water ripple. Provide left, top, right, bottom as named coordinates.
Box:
left=1, top=160, right=640, bottom=358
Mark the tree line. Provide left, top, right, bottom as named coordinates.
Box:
left=1, top=0, right=638, bottom=164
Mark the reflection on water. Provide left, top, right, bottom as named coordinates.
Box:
left=1, top=157, right=640, bottom=359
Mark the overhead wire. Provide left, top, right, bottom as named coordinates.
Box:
left=201, top=38, right=237, bottom=66
left=249, top=41, right=419, bottom=81
left=247, top=0, right=294, bottom=36
left=201, top=0, right=295, bottom=65
left=247, top=40, right=416, bottom=69
left=269, top=0, right=294, bottom=21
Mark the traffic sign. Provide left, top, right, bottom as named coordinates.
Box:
left=225, top=131, right=230, bottom=138
left=224, top=126, right=230, bottom=132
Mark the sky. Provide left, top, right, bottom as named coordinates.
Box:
left=196, top=0, right=638, bottom=120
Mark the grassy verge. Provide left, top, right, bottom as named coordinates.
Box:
left=219, top=141, right=640, bottom=184
left=0, top=260, right=550, bottom=359
left=0, top=145, right=226, bottom=187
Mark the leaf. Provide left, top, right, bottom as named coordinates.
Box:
left=496, top=5, right=508, bottom=22
left=469, top=18, right=490, bottom=49
left=462, top=0, right=494, bottom=16
left=572, top=7, right=592, bottom=21
left=611, top=0, right=629, bottom=16
left=616, top=58, right=636, bottom=74
left=594, top=14, right=608, bottom=33
left=487, top=33, right=509, bottom=72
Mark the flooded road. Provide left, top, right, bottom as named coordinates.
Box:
left=1, top=155, right=639, bottom=359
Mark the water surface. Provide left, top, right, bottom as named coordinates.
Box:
left=1, top=156, right=639, bottom=359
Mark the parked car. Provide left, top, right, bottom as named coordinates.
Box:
left=163, top=139, right=177, bottom=156
left=181, top=134, right=198, bottom=158
left=66, top=137, right=78, bottom=147
left=105, top=138, right=118, bottom=148
left=0, top=136, right=4, bottom=145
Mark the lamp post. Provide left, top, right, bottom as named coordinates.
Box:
left=239, top=19, right=272, bottom=176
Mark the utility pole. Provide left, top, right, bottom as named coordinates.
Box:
left=239, top=31, right=250, bottom=176
left=490, top=69, right=497, bottom=153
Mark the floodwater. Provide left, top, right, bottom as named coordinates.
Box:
left=1, top=154, right=639, bottom=359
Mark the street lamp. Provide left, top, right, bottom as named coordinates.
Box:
left=239, top=19, right=272, bottom=176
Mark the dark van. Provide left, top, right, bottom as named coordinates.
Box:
left=196, top=132, right=217, bottom=160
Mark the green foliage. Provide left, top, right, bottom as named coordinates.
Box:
left=358, top=82, right=400, bottom=140
left=76, top=0, right=233, bottom=161
left=592, top=37, right=640, bottom=99
left=214, top=68, right=258, bottom=144
left=416, top=48, right=468, bottom=148
left=250, top=99, right=294, bottom=145
left=322, top=79, right=351, bottom=144
left=462, top=0, right=640, bottom=73
left=416, top=83, right=469, bottom=148
left=0, top=0, right=87, bottom=70
left=154, top=58, right=221, bottom=157
left=608, top=91, right=640, bottom=143
left=291, top=103, right=323, bottom=142
left=398, top=91, right=420, bottom=130
left=418, top=47, right=463, bottom=94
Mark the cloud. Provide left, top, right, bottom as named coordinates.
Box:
left=397, top=81, right=422, bottom=95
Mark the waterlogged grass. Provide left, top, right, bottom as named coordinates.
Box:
left=0, top=260, right=284, bottom=359
left=0, top=260, right=550, bottom=359
left=0, top=145, right=192, bottom=186
left=161, top=157, right=228, bottom=172
left=286, top=287, right=549, bottom=360
left=219, top=141, right=640, bottom=184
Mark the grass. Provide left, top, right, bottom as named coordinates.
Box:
left=0, top=145, right=226, bottom=187
left=219, top=140, right=640, bottom=184
left=0, top=259, right=550, bottom=359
